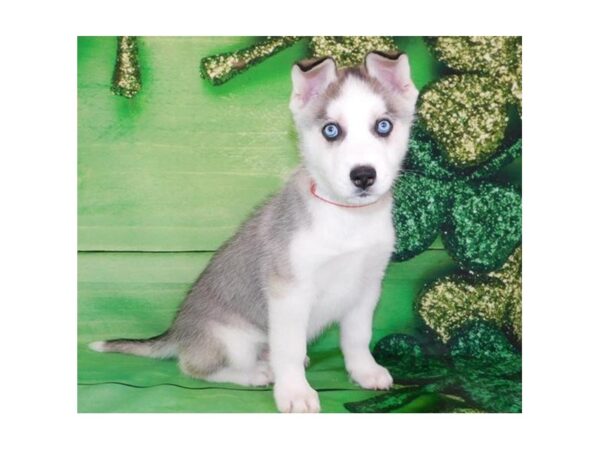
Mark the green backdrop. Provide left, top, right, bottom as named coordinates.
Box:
left=77, top=36, right=518, bottom=413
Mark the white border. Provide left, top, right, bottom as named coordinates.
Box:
left=2, top=0, right=600, bottom=449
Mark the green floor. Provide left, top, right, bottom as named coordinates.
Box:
left=78, top=248, right=458, bottom=412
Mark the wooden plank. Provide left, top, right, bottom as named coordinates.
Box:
left=78, top=37, right=442, bottom=251
left=78, top=379, right=442, bottom=413
left=78, top=37, right=304, bottom=251
left=78, top=383, right=442, bottom=413
left=78, top=383, right=379, bottom=413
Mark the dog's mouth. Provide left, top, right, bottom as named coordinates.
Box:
left=355, top=186, right=376, bottom=198
left=353, top=185, right=391, bottom=201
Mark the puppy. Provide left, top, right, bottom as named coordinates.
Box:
left=90, top=51, right=418, bottom=413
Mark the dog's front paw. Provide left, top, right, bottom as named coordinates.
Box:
left=274, top=380, right=321, bottom=413
left=350, top=363, right=393, bottom=390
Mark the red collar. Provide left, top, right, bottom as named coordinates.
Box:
left=309, top=180, right=380, bottom=208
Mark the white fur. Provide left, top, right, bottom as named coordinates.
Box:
left=174, top=66, right=413, bottom=411
left=212, top=321, right=267, bottom=367
left=269, top=173, right=396, bottom=412
left=268, top=59, right=417, bottom=412
left=88, top=341, right=106, bottom=352
left=206, top=321, right=272, bottom=386
left=205, top=364, right=273, bottom=387
left=299, top=77, right=411, bottom=206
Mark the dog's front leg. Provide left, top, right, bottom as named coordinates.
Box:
left=269, top=284, right=320, bottom=413
left=340, top=283, right=393, bottom=390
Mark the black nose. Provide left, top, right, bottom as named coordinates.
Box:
left=350, top=166, right=377, bottom=190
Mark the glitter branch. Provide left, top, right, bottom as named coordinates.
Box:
left=111, top=36, right=142, bottom=98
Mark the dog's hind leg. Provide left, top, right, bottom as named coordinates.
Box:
left=204, top=362, right=273, bottom=387
left=209, top=321, right=272, bottom=386
left=178, top=340, right=227, bottom=381
left=179, top=321, right=272, bottom=387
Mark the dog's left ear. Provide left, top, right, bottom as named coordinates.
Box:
left=365, top=52, right=418, bottom=100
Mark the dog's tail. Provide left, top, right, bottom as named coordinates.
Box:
left=89, top=331, right=176, bottom=359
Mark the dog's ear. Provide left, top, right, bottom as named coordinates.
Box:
left=290, top=57, right=337, bottom=111
left=365, top=51, right=418, bottom=100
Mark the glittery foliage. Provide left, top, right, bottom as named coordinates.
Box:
left=309, top=36, right=397, bottom=67
left=200, top=37, right=301, bottom=85
left=111, top=36, right=142, bottom=98
left=418, top=247, right=522, bottom=343
left=405, top=123, right=523, bottom=182
left=419, top=36, right=522, bottom=167
left=345, top=321, right=522, bottom=413
left=443, top=182, right=521, bottom=272
left=393, top=124, right=521, bottom=272
left=392, top=173, right=450, bottom=260
left=200, top=36, right=399, bottom=85
left=419, top=75, right=509, bottom=166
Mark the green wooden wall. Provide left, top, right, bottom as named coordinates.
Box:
left=78, top=37, right=442, bottom=251
left=78, top=37, right=512, bottom=412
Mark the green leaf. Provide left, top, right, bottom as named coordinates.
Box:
left=344, top=388, right=423, bottom=413
left=417, top=274, right=508, bottom=343
left=392, top=173, right=450, bottom=261
left=428, top=37, right=521, bottom=76
left=406, top=124, right=521, bottom=182
left=467, top=138, right=522, bottom=181
left=443, top=182, right=521, bottom=272
left=449, top=322, right=522, bottom=412
left=374, top=334, right=452, bottom=383
left=459, top=374, right=522, bottom=413
left=419, top=74, right=510, bottom=168
left=449, top=321, right=521, bottom=376
left=405, top=124, right=458, bottom=180
left=344, top=388, right=471, bottom=414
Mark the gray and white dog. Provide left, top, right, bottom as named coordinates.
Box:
left=90, top=51, right=418, bottom=413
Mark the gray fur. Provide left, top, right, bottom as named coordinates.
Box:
left=310, top=65, right=415, bottom=127
left=93, top=168, right=310, bottom=377
left=98, top=333, right=176, bottom=359
left=315, top=67, right=399, bottom=120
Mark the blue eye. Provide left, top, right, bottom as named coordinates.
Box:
left=375, top=119, right=393, bottom=136
left=322, top=122, right=340, bottom=141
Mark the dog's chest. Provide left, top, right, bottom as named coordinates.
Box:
left=289, top=200, right=395, bottom=336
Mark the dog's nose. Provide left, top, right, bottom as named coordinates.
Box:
left=350, top=166, right=377, bottom=190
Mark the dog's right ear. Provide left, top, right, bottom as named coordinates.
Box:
left=290, top=57, right=337, bottom=112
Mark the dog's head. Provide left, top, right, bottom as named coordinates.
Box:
left=290, top=52, right=418, bottom=205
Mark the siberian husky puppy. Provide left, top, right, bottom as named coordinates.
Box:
left=90, top=51, right=418, bottom=413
